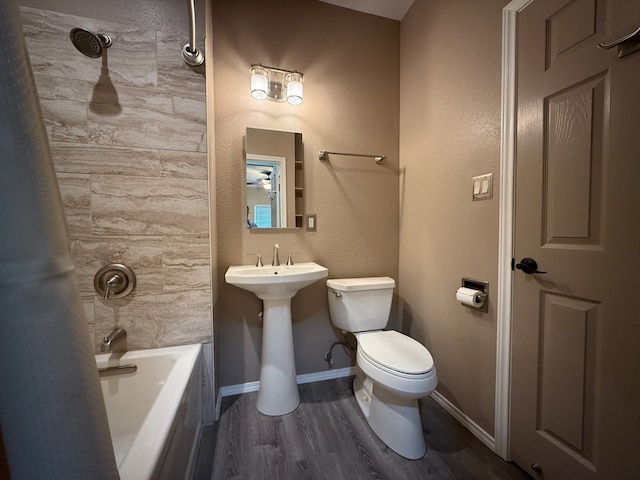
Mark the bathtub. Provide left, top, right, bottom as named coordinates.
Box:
left=95, top=344, right=202, bottom=480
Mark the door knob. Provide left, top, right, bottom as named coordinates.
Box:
left=516, top=257, right=547, bottom=274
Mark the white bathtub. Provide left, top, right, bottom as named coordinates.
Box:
left=95, top=344, right=203, bottom=480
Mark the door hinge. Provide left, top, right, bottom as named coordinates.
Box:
left=511, top=257, right=515, bottom=271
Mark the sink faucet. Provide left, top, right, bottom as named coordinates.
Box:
left=272, top=243, right=280, bottom=266
left=101, top=328, right=127, bottom=353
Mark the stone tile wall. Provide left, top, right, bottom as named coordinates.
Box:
left=20, top=6, right=212, bottom=351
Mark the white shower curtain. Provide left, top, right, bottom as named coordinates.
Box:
left=0, top=0, right=118, bottom=478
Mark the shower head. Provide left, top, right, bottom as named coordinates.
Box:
left=69, top=28, right=112, bottom=58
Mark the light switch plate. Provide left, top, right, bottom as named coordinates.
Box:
left=472, top=173, right=493, bottom=200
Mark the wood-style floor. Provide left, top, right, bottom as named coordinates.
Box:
left=192, top=377, right=530, bottom=480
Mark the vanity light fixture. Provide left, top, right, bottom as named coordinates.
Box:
left=250, top=63, right=304, bottom=105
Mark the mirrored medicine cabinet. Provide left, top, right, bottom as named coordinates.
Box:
left=245, top=127, right=303, bottom=229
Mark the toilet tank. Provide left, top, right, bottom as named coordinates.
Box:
left=326, top=277, right=396, bottom=332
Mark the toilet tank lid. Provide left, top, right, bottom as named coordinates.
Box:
left=326, top=277, right=396, bottom=291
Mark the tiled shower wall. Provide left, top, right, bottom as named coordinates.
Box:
left=20, top=6, right=212, bottom=351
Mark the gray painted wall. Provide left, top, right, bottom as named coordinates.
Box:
left=399, top=0, right=508, bottom=435
left=212, top=0, right=401, bottom=388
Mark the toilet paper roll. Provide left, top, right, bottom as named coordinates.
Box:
left=456, top=287, right=486, bottom=308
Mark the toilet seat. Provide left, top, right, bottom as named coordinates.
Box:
left=357, top=330, right=434, bottom=377
left=355, top=330, right=437, bottom=398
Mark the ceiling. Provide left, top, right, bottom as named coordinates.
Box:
left=318, top=0, right=415, bottom=21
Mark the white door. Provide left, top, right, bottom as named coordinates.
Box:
left=510, top=0, right=640, bottom=478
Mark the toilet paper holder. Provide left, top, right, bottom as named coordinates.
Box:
left=458, top=277, right=488, bottom=313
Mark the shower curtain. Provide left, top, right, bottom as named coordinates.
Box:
left=0, top=0, right=118, bottom=478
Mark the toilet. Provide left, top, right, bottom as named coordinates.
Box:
left=326, top=277, right=437, bottom=459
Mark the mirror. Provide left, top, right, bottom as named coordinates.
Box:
left=245, top=127, right=303, bottom=229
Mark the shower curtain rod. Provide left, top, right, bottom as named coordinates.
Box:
left=182, top=0, right=204, bottom=66
left=318, top=150, right=386, bottom=165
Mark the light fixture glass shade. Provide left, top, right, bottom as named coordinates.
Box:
left=250, top=66, right=268, bottom=100
left=251, top=64, right=304, bottom=106
left=286, top=73, right=303, bottom=105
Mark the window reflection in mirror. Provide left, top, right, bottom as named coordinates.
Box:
left=246, top=156, right=286, bottom=228
left=245, top=128, right=302, bottom=229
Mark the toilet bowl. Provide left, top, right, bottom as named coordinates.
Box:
left=327, top=277, right=438, bottom=459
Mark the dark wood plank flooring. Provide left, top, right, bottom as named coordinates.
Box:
left=192, top=377, right=530, bottom=480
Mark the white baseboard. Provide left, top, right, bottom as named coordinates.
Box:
left=219, top=380, right=260, bottom=398
left=430, top=390, right=496, bottom=452
left=217, top=366, right=357, bottom=403
left=214, top=390, right=223, bottom=421
left=297, top=366, right=357, bottom=385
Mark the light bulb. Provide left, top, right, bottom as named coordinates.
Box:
left=286, top=73, right=303, bottom=105
left=250, top=66, right=268, bottom=100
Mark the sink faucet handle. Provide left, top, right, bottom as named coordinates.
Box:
left=286, top=252, right=301, bottom=266
left=247, top=253, right=264, bottom=267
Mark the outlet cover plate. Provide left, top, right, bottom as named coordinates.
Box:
left=306, top=214, right=317, bottom=232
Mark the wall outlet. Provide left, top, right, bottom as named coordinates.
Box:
left=306, top=214, right=317, bottom=232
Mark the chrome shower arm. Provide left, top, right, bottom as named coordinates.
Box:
left=187, top=0, right=197, bottom=52
left=183, top=0, right=204, bottom=66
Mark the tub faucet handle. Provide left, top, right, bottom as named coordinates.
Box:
left=104, top=274, right=122, bottom=299
left=94, top=264, right=136, bottom=300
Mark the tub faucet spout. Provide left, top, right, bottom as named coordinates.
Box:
left=272, top=243, right=280, bottom=266
left=101, top=328, right=127, bottom=353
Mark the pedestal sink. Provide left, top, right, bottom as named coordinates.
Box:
left=225, top=262, right=328, bottom=415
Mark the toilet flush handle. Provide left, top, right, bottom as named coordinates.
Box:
left=331, top=289, right=342, bottom=297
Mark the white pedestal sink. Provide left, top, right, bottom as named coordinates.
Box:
left=225, top=262, right=328, bottom=415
